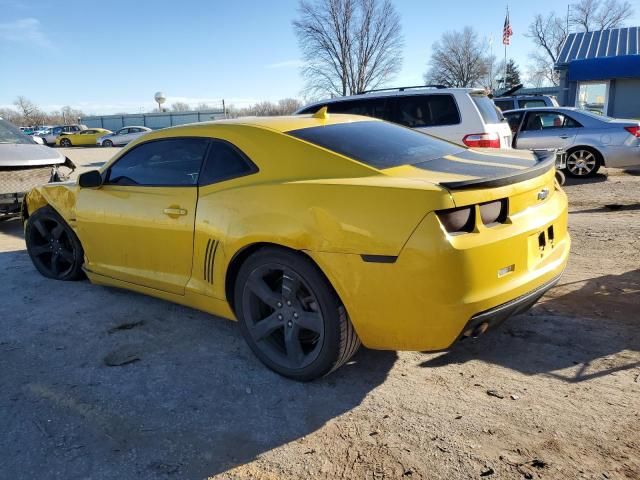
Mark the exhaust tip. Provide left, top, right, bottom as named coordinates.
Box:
left=463, top=322, right=490, bottom=338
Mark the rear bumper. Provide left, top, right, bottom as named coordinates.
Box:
left=309, top=173, right=570, bottom=351
left=601, top=145, right=640, bottom=169
left=457, top=274, right=561, bottom=340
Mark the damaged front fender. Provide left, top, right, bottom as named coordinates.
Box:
left=24, top=183, right=80, bottom=224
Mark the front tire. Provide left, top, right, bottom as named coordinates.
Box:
left=565, top=148, right=601, bottom=177
left=59, top=138, right=72, bottom=147
left=103, top=139, right=113, bottom=147
left=234, top=247, right=360, bottom=381
left=25, top=206, right=85, bottom=281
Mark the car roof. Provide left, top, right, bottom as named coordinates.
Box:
left=502, top=106, right=577, bottom=114
left=162, top=114, right=376, bottom=134
left=299, top=87, right=485, bottom=110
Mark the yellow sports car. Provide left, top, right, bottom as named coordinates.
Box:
left=56, top=128, right=112, bottom=147
left=23, top=112, right=570, bottom=380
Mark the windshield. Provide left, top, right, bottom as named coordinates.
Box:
left=286, top=120, right=464, bottom=169
left=0, top=119, right=37, bottom=145
left=471, top=94, right=505, bottom=123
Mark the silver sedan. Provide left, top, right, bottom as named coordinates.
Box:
left=97, top=126, right=151, bottom=147
left=504, top=107, right=640, bottom=177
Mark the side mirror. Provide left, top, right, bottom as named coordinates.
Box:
left=78, top=170, right=103, bottom=188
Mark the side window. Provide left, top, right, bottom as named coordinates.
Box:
left=53, top=127, right=62, bottom=134
left=504, top=112, right=523, bottom=133
left=199, top=140, right=257, bottom=186
left=519, top=99, right=547, bottom=109
left=117, top=128, right=129, bottom=135
left=390, top=95, right=460, bottom=128
left=106, top=138, right=209, bottom=186
left=312, top=99, right=390, bottom=121
left=494, top=100, right=515, bottom=111
left=523, top=112, right=581, bottom=131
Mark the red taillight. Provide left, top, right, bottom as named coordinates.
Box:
left=462, top=132, right=501, bottom=148
left=624, top=126, right=640, bottom=137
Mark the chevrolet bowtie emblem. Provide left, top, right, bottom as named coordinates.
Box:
left=538, top=188, right=549, bottom=201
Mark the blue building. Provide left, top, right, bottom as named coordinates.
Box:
left=555, top=26, right=640, bottom=118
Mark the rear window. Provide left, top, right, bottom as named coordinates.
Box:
left=286, top=120, right=463, bottom=170
left=471, top=94, right=504, bottom=124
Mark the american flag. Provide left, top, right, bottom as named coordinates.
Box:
left=503, top=9, right=513, bottom=45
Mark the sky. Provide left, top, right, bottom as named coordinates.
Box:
left=1, top=0, right=638, bottom=114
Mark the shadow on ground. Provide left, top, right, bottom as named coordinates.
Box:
left=0, top=249, right=395, bottom=479
left=569, top=203, right=640, bottom=214
left=0, top=217, right=24, bottom=239
left=419, top=269, right=639, bottom=383
left=563, top=172, right=607, bottom=186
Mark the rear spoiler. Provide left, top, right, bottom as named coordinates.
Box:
left=439, top=151, right=555, bottom=190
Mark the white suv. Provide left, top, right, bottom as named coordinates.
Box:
left=296, top=86, right=512, bottom=149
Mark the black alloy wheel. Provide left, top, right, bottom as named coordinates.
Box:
left=235, top=247, right=360, bottom=381
left=25, top=206, right=85, bottom=281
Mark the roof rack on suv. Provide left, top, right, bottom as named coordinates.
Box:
left=360, top=85, right=447, bottom=94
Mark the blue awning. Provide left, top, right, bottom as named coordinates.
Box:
left=568, top=55, right=640, bottom=81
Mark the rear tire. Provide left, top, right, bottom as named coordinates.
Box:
left=565, top=147, right=601, bottom=177
left=234, top=247, right=360, bottom=381
left=25, top=206, right=85, bottom=281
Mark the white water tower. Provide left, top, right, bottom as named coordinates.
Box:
left=154, top=91, right=166, bottom=112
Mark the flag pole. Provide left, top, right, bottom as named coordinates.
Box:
left=504, top=5, right=508, bottom=90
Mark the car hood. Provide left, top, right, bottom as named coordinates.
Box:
left=0, top=143, right=65, bottom=167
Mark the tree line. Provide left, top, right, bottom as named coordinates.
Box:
left=294, top=0, right=634, bottom=95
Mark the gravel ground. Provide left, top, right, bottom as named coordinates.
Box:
left=1, top=147, right=638, bottom=480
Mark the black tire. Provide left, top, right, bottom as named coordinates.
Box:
left=59, top=138, right=72, bottom=147
left=555, top=169, right=566, bottom=186
left=25, top=206, right=85, bottom=281
left=565, top=147, right=601, bottom=177
left=103, top=139, right=113, bottom=147
left=234, top=247, right=360, bottom=381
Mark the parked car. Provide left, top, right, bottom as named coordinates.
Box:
left=0, top=117, right=75, bottom=220
left=97, top=126, right=151, bottom=147
left=22, top=114, right=569, bottom=380
left=40, top=124, right=87, bottom=146
left=56, top=128, right=112, bottom=147
left=494, top=94, right=559, bottom=112
left=503, top=107, right=640, bottom=177
left=296, top=86, right=513, bottom=148
left=19, top=126, right=35, bottom=135
left=33, top=125, right=52, bottom=135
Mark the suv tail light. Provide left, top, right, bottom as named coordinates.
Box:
left=462, top=133, right=501, bottom=148
left=624, top=126, right=640, bottom=137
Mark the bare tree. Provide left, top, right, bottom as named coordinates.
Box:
left=525, top=13, right=568, bottom=86
left=170, top=102, right=191, bottom=112
left=13, top=96, right=45, bottom=125
left=293, top=0, right=403, bottom=97
left=425, top=27, right=489, bottom=88
left=276, top=98, right=303, bottom=114
left=570, top=0, right=634, bottom=32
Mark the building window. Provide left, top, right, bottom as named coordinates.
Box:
left=576, top=81, right=609, bottom=115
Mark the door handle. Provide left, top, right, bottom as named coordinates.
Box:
left=559, top=135, right=569, bottom=139
left=163, top=207, right=187, bottom=217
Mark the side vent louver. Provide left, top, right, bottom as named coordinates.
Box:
left=204, top=239, right=219, bottom=284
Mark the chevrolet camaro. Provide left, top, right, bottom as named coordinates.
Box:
left=56, top=128, right=112, bottom=147
left=22, top=112, right=570, bottom=380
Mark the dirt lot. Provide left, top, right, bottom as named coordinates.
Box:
left=1, top=147, right=638, bottom=480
